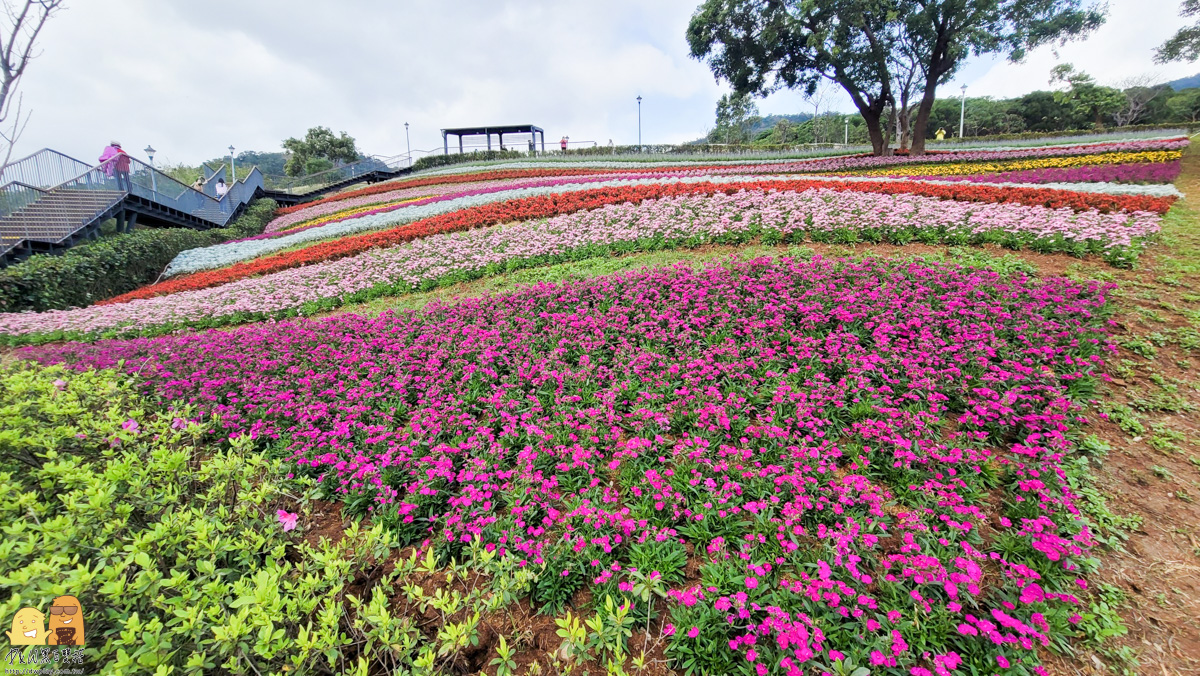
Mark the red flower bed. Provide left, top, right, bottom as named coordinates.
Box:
left=277, top=168, right=620, bottom=214
left=107, top=178, right=1174, bottom=305
left=282, top=139, right=1183, bottom=215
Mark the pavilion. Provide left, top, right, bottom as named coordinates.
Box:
left=441, top=124, right=546, bottom=155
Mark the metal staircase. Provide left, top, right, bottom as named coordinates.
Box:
left=0, top=149, right=264, bottom=264
left=261, top=154, right=410, bottom=205
left=0, top=149, right=410, bottom=263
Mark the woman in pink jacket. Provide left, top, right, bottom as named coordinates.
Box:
left=98, top=141, right=132, bottom=191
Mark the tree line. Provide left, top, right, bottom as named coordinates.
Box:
left=709, top=64, right=1200, bottom=149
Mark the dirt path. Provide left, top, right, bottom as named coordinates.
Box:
left=1045, top=143, right=1200, bottom=675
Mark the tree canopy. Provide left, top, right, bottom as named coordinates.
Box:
left=687, top=0, right=898, bottom=155
left=1158, top=1, right=1200, bottom=63
left=281, top=127, right=360, bottom=177
left=709, top=92, right=761, bottom=143
left=900, top=0, right=1104, bottom=152
left=687, top=0, right=1105, bottom=155
left=1049, top=64, right=1124, bottom=128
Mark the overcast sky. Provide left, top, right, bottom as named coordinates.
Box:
left=12, top=0, right=1200, bottom=167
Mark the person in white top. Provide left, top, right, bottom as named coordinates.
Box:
left=215, top=178, right=228, bottom=197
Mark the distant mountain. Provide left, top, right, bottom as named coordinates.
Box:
left=1167, top=73, right=1200, bottom=90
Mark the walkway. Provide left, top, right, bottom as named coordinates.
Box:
left=0, top=150, right=410, bottom=264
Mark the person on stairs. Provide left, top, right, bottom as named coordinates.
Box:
left=215, top=178, right=228, bottom=198
left=99, top=141, right=132, bottom=191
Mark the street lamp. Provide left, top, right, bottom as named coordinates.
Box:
left=959, top=84, right=967, bottom=138
left=144, top=145, right=157, bottom=193
left=633, top=95, right=643, bottom=153
left=228, top=145, right=236, bottom=182
left=404, top=122, right=412, bottom=167
left=844, top=117, right=849, bottom=145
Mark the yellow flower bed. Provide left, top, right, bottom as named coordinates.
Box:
left=830, top=150, right=1182, bottom=178
left=280, top=196, right=429, bottom=232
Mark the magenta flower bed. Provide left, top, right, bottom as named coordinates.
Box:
left=26, top=256, right=1113, bottom=674
left=904, top=160, right=1183, bottom=185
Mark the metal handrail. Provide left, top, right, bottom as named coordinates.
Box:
left=0, top=150, right=271, bottom=262
left=264, top=154, right=406, bottom=194
left=0, top=148, right=95, bottom=188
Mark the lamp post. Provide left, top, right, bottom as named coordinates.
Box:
left=958, top=84, right=967, bottom=138
left=228, top=145, right=236, bottom=182
left=844, top=117, right=849, bottom=145
left=144, top=145, right=157, bottom=193
left=637, top=95, right=642, bottom=153
left=404, top=122, right=412, bottom=167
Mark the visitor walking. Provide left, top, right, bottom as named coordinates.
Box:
left=215, top=178, right=228, bottom=198
left=99, top=142, right=132, bottom=191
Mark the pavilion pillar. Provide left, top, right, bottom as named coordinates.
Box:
left=459, top=135, right=463, bottom=154
left=540, top=131, right=545, bottom=153
left=487, top=133, right=492, bottom=151
left=443, top=131, right=448, bottom=156
left=498, top=132, right=504, bottom=151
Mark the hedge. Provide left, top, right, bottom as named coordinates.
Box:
left=412, top=149, right=523, bottom=172
left=930, top=123, right=1196, bottom=145
left=0, top=198, right=277, bottom=313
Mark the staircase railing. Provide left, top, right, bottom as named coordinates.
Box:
left=44, top=155, right=262, bottom=226
left=0, top=181, right=49, bottom=220
left=263, top=154, right=406, bottom=194
left=0, top=149, right=94, bottom=189
left=0, top=181, right=50, bottom=243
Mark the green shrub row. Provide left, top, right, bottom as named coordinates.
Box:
left=412, top=149, right=523, bottom=172
left=0, top=198, right=277, bottom=313
left=0, top=361, right=418, bottom=674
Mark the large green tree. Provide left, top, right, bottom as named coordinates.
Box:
left=709, top=92, right=761, bottom=143
left=687, top=0, right=898, bottom=155
left=900, top=0, right=1104, bottom=154
left=281, top=126, right=360, bottom=177
left=1166, top=87, right=1200, bottom=122
left=1049, top=64, right=1124, bottom=128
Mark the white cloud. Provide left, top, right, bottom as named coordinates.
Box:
left=950, top=0, right=1197, bottom=98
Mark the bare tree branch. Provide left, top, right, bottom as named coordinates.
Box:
left=1111, top=73, right=1165, bottom=127
left=0, top=0, right=65, bottom=169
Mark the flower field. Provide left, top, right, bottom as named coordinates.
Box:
left=22, top=257, right=1115, bottom=675
left=4, top=134, right=1199, bottom=675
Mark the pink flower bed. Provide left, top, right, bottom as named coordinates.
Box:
left=0, top=187, right=1158, bottom=338
left=25, top=256, right=1114, bottom=674
left=901, top=160, right=1183, bottom=185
